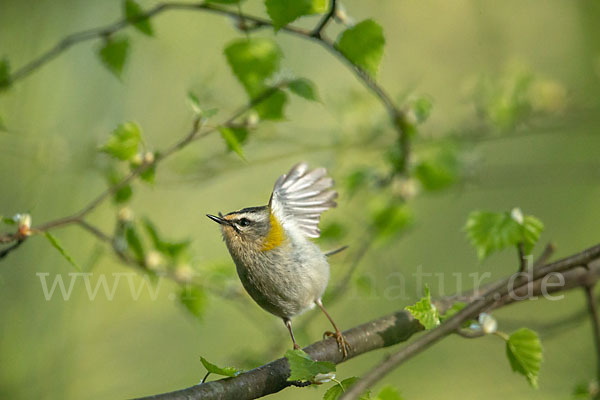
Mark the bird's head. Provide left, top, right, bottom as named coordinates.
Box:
left=207, top=206, right=284, bottom=254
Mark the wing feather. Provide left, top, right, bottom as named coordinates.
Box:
left=269, top=162, right=337, bottom=238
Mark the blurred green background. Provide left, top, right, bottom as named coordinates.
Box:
left=1, top=0, right=599, bottom=399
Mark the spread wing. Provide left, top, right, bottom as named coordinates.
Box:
left=269, top=162, right=337, bottom=238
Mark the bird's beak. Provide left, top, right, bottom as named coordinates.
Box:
left=206, top=214, right=230, bottom=226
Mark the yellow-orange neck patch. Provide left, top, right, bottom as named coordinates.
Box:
left=261, top=212, right=285, bottom=252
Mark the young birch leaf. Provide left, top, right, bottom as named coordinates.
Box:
left=253, top=89, right=287, bottom=120
left=124, top=223, right=145, bottom=262
left=265, top=0, right=314, bottom=31
left=285, top=349, right=335, bottom=382
left=124, top=0, right=154, bottom=36
left=101, top=122, right=142, bottom=161
left=372, top=202, right=413, bottom=241
left=336, top=19, right=385, bottom=77
left=522, top=215, right=544, bottom=254
left=200, top=356, right=241, bottom=377
left=218, top=126, right=246, bottom=160
left=98, top=36, right=130, bottom=78
left=323, top=377, right=372, bottom=400
left=0, top=57, right=10, bottom=91
left=45, top=232, right=81, bottom=271
left=506, top=328, right=542, bottom=388
left=311, top=0, right=329, bottom=13
left=414, top=146, right=461, bottom=191
left=141, top=217, right=190, bottom=259
left=180, top=286, right=207, bottom=319
left=289, top=78, right=319, bottom=101
left=405, top=285, right=440, bottom=330
left=375, top=385, right=404, bottom=400
left=439, top=301, right=466, bottom=323
left=465, top=210, right=544, bottom=260
left=224, top=38, right=281, bottom=96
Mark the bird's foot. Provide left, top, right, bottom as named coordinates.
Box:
left=323, top=330, right=350, bottom=358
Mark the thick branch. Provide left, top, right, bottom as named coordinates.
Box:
left=340, top=243, right=600, bottom=399
left=135, top=243, right=600, bottom=400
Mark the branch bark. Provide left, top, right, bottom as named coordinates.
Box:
left=134, top=243, right=600, bottom=400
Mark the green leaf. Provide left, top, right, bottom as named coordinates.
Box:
left=253, top=89, right=287, bottom=120
left=288, top=78, right=319, bottom=101
left=265, top=0, right=316, bottom=31
left=224, top=38, right=287, bottom=119
left=200, top=356, right=241, bottom=378
left=345, top=168, right=373, bottom=195
left=115, top=184, right=133, bottom=203
left=336, top=19, right=385, bottom=77
left=187, top=92, right=219, bottom=118
left=142, top=217, right=190, bottom=259
left=374, top=385, right=404, bottom=400
left=104, top=167, right=134, bottom=203
left=224, top=38, right=282, bottom=96
left=44, top=232, right=81, bottom=271
left=0, top=57, right=10, bottom=91
left=218, top=126, right=246, bottom=160
left=464, top=209, right=544, bottom=260
left=180, top=286, right=207, bottom=319
left=323, top=377, right=371, bottom=400
left=124, top=223, right=145, bottom=262
left=98, top=36, right=130, bottom=78
left=372, top=202, right=412, bottom=241
left=124, top=0, right=153, bottom=36
left=439, top=301, right=466, bottom=323
left=414, top=146, right=460, bottom=191
left=310, top=0, right=329, bottom=13
left=205, top=0, right=241, bottom=3
left=101, top=122, right=142, bottom=161
left=572, top=382, right=595, bottom=398
left=409, top=96, right=433, bottom=124
left=505, top=328, right=542, bottom=388
left=225, top=38, right=282, bottom=96
left=285, top=349, right=335, bottom=382
left=405, top=285, right=440, bottom=330
left=2, top=216, right=16, bottom=225
left=521, top=215, right=544, bottom=254
left=139, top=163, right=156, bottom=184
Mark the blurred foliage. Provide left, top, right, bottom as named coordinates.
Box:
left=0, top=0, right=599, bottom=399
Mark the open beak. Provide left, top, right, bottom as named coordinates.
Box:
left=206, top=214, right=230, bottom=226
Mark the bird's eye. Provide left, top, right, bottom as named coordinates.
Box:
left=238, top=218, right=250, bottom=227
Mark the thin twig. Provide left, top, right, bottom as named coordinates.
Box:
left=0, top=239, right=25, bottom=260
left=584, top=282, right=600, bottom=382
left=518, top=242, right=526, bottom=272
left=311, top=0, right=337, bottom=38
left=534, top=242, right=556, bottom=268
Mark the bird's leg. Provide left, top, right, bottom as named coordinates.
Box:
left=315, top=299, right=350, bottom=358
left=283, top=318, right=300, bottom=350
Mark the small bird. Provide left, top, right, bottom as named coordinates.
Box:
left=207, top=162, right=350, bottom=356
